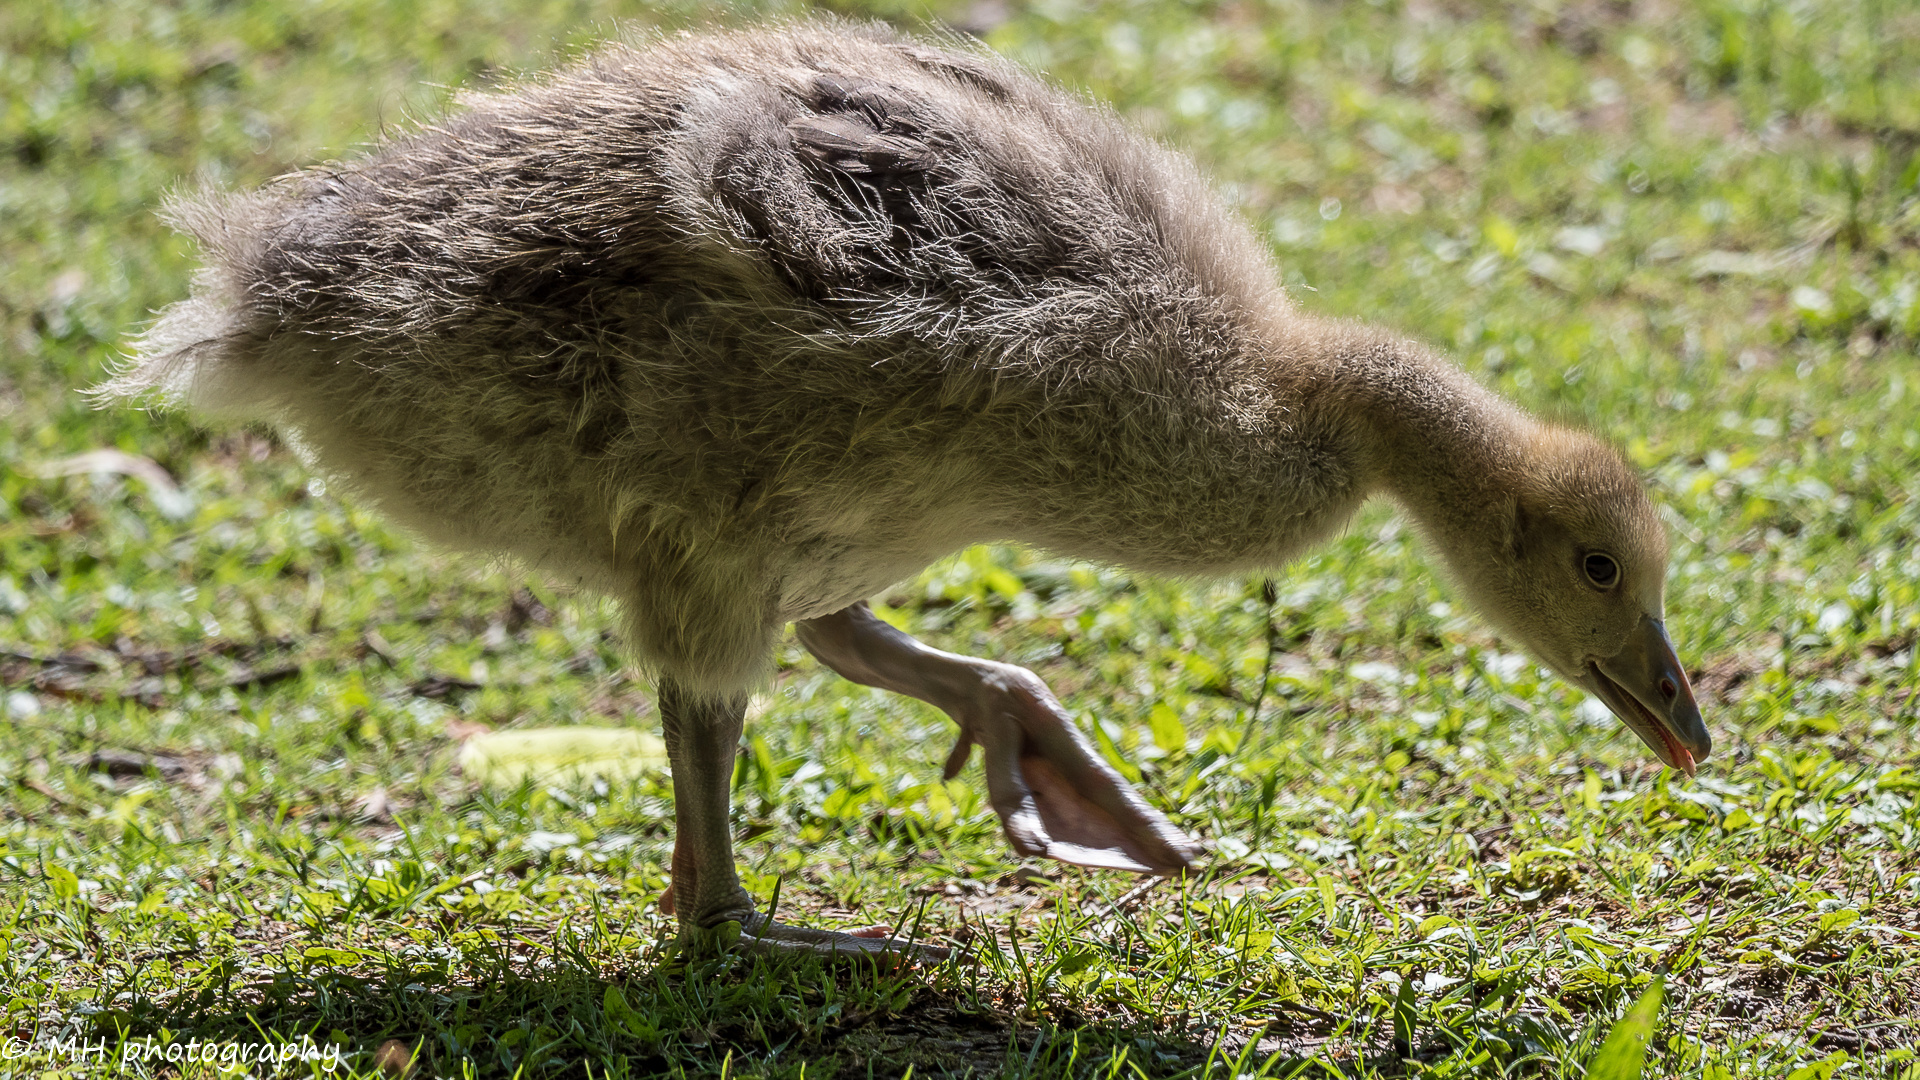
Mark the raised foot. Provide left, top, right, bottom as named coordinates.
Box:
left=796, top=602, right=1202, bottom=877
left=949, top=666, right=1204, bottom=875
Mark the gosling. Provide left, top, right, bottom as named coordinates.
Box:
left=100, top=21, right=1709, bottom=956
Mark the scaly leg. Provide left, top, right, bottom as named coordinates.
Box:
left=656, top=679, right=947, bottom=959
left=796, top=602, right=1201, bottom=874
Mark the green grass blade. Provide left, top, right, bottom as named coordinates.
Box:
left=1585, top=976, right=1667, bottom=1080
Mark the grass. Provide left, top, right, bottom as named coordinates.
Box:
left=3, top=0, right=1918, bottom=1075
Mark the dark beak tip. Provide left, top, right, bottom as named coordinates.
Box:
left=1675, top=701, right=1712, bottom=759
left=1638, top=616, right=1714, bottom=765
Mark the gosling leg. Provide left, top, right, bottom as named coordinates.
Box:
left=796, top=602, right=1201, bottom=874
left=657, top=679, right=946, bottom=959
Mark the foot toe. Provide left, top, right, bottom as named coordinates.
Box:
left=740, top=918, right=951, bottom=961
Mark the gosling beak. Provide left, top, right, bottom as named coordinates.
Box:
left=1585, top=616, right=1710, bottom=776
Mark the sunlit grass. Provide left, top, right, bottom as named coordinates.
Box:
left=3, top=0, right=1917, bottom=1076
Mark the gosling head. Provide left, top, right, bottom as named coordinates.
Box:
left=1454, top=428, right=1710, bottom=774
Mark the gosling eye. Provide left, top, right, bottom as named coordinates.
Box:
left=1582, top=552, right=1620, bottom=590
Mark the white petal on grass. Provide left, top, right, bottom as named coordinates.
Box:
left=1526, top=252, right=1575, bottom=289
left=1791, top=285, right=1833, bottom=316
left=1484, top=652, right=1529, bottom=682
left=1349, top=661, right=1405, bottom=686
left=1212, top=836, right=1293, bottom=869
left=1816, top=604, right=1851, bottom=634
left=521, top=831, right=580, bottom=853
left=1554, top=225, right=1608, bottom=256
left=1466, top=252, right=1502, bottom=285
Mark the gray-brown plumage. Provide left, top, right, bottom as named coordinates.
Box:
left=101, top=21, right=1708, bottom=955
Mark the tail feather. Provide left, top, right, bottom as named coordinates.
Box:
left=89, top=185, right=288, bottom=414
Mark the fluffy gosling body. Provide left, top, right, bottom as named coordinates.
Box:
left=102, top=22, right=1707, bottom=953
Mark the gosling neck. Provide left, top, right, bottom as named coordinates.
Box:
left=1314, top=325, right=1538, bottom=545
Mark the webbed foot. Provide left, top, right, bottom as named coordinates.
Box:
left=738, top=916, right=950, bottom=960
left=797, top=602, right=1202, bottom=876
left=944, top=665, right=1201, bottom=874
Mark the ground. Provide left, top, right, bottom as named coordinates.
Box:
left=2, top=0, right=1918, bottom=1076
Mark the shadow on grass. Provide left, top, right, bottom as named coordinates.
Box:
left=83, top=943, right=1296, bottom=1078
